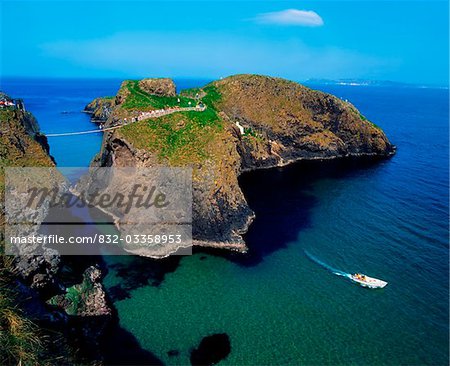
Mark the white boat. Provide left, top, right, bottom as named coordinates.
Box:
left=350, top=273, right=388, bottom=288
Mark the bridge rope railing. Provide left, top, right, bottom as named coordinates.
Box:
left=45, top=105, right=206, bottom=137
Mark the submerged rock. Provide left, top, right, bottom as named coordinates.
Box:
left=190, top=333, right=231, bottom=366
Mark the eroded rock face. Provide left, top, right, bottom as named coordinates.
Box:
left=0, top=107, right=54, bottom=163
left=12, top=255, right=61, bottom=291
left=93, top=129, right=254, bottom=253
left=0, top=103, right=59, bottom=288
left=84, top=97, right=115, bottom=122
left=138, top=78, right=176, bottom=97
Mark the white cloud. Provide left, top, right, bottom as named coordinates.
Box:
left=254, top=9, right=324, bottom=27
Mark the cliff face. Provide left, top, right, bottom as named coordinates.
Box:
left=213, top=75, right=395, bottom=170
left=0, top=101, right=112, bottom=363
left=0, top=108, right=55, bottom=175
left=0, top=105, right=60, bottom=363
left=0, top=104, right=76, bottom=293
left=87, top=75, right=395, bottom=254
left=0, top=107, right=57, bottom=279
left=1, top=105, right=53, bottom=206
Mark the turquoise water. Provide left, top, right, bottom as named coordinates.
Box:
left=103, top=86, right=449, bottom=365
left=2, top=79, right=448, bottom=364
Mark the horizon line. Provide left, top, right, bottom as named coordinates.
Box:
left=0, top=74, right=448, bottom=89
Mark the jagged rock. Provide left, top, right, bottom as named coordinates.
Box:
left=48, top=265, right=111, bottom=317
left=46, top=265, right=112, bottom=361
left=138, top=78, right=176, bottom=97
left=84, top=97, right=114, bottom=122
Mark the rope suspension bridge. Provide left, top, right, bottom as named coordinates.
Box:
left=45, top=105, right=206, bottom=137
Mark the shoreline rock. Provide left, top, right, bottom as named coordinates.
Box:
left=83, top=97, right=115, bottom=122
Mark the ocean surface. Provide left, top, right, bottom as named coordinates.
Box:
left=1, top=77, right=448, bottom=365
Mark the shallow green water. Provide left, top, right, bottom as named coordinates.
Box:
left=104, top=85, right=449, bottom=365
left=104, top=237, right=446, bottom=365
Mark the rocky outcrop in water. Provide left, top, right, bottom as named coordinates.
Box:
left=86, top=75, right=395, bottom=254
left=84, top=97, right=115, bottom=122
left=218, top=75, right=395, bottom=169
left=48, top=266, right=111, bottom=317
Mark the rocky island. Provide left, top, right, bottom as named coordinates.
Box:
left=85, top=75, right=395, bottom=254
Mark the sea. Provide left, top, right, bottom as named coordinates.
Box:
left=1, top=77, right=448, bottom=365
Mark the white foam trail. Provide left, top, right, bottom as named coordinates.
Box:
left=304, top=250, right=352, bottom=279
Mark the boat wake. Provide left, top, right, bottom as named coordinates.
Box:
left=305, top=250, right=388, bottom=289
left=304, top=250, right=352, bottom=279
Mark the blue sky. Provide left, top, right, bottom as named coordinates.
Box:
left=1, top=1, right=448, bottom=85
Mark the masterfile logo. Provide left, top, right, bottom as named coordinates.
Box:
left=4, top=167, right=192, bottom=257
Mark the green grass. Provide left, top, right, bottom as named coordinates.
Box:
left=179, top=87, right=202, bottom=98
left=358, top=112, right=381, bottom=130
left=199, top=84, right=222, bottom=108
left=0, top=259, right=44, bottom=365
left=121, top=80, right=197, bottom=110
left=64, top=286, right=82, bottom=316
left=47, top=275, right=95, bottom=316
left=181, top=83, right=222, bottom=110
left=119, top=83, right=225, bottom=165
left=120, top=108, right=222, bottom=164
left=244, top=127, right=257, bottom=137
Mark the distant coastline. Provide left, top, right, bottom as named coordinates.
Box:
left=304, top=78, right=449, bottom=89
